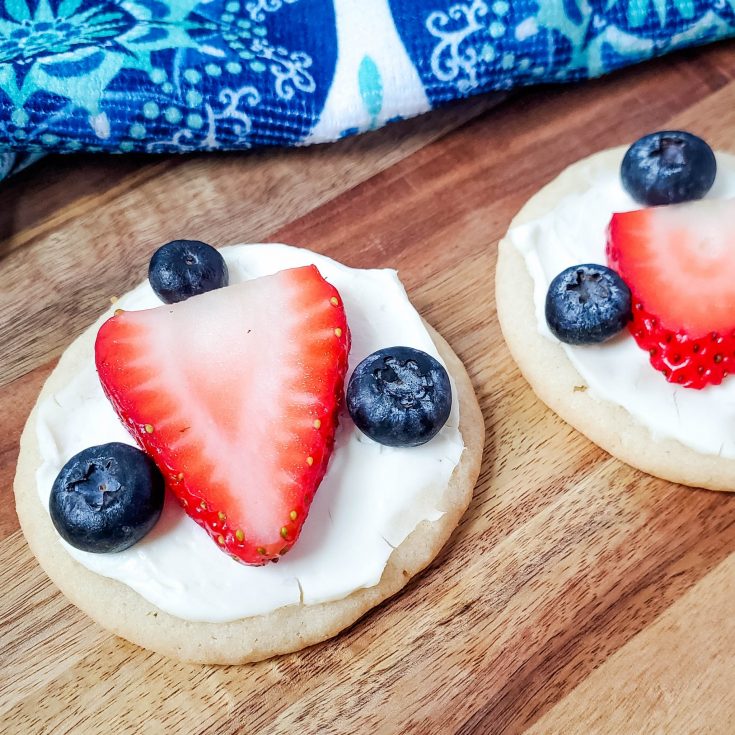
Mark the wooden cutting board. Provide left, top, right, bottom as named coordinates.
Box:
left=3, top=42, right=735, bottom=734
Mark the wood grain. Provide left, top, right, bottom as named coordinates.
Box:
left=526, top=553, right=735, bottom=734
left=3, top=41, right=735, bottom=734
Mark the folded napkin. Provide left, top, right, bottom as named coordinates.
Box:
left=1, top=0, right=733, bottom=176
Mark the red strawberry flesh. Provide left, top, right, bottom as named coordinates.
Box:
left=607, top=199, right=735, bottom=388
left=95, top=265, right=350, bottom=564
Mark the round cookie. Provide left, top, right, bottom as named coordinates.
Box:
left=15, top=307, right=484, bottom=664
left=496, top=146, right=735, bottom=492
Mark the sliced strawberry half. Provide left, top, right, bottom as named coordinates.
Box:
left=95, top=265, right=350, bottom=564
left=607, top=198, right=735, bottom=388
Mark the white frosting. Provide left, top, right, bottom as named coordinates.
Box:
left=35, top=244, right=464, bottom=622
left=509, top=150, right=735, bottom=458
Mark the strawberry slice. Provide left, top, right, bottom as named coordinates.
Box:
left=95, top=265, right=350, bottom=564
left=607, top=199, right=735, bottom=388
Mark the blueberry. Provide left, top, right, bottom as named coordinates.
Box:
left=49, top=443, right=165, bottom=553
left=545, top=264, right=631, bottom=345
left=346, top=347, right=452, bottom=447
left=621, top=131, right=716, bottom=206
left=148, top=240, right=228, bottom=304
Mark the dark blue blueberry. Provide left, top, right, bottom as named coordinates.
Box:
left=545, top=264, right=631, bottom=345
left=49, top=443, right=165, bottom=553
left=621, top=131, right=716, bottom=205
left=346, top=347, right=452, bottom=447
left=148, top=240, right=228, bottom=304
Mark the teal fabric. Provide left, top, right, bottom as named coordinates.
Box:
left=0, top=0, right=733, bottom=178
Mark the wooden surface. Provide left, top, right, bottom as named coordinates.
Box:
left=3, top=42, right=735, bottom=734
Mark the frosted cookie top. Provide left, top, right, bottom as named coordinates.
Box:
left=509, top=147, right=735, bottom=459
left=36, top=244, right=464, bottom=622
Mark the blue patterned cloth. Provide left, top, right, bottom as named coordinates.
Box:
left=0, top=0, right=733, bottom=177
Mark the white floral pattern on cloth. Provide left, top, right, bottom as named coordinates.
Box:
left=0, top=0, right=337, bottom=154
left=0, top=0, right=733, bottom=177
left=389, top=0, right=735, bottom=103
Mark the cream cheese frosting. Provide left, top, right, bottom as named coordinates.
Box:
left=509, top=149, right=735, bottom=459
left=35, top=244, right=464, bottom=622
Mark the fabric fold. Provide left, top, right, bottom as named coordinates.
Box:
left=0, top=0, right=733, bottom=177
